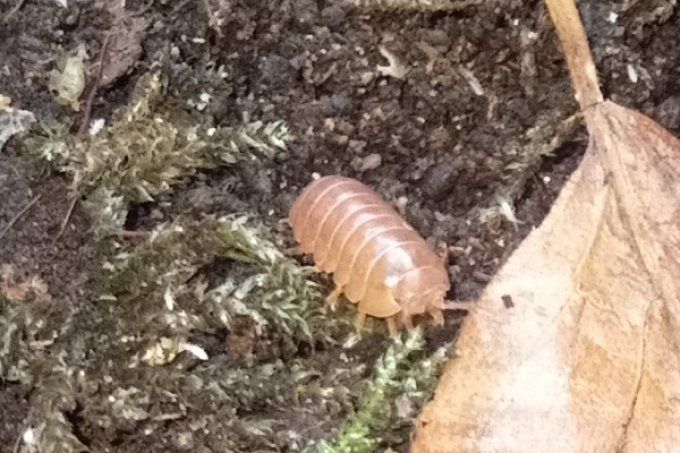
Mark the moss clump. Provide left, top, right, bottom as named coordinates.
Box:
left=23, top=72, right=293, bottom=238
left=308, top=328, right=448, bottom=452
left=104, top=214, right=329, bottom=345
left=0, top=273, right=88, bottom=453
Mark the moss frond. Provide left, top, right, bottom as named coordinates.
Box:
left=105, top=214, right=324, bottom=345
left=22, top=73, right=293, bottom=238
left=308, top=328, right=447, bottom=453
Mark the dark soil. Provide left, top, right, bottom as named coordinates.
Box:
left=2, top=0, right=679, bottom=451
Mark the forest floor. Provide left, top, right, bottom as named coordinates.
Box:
left=1, top=0, right=679, bottom=451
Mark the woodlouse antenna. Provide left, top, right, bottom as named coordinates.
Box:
left=439, top=301, right=469, bottom=312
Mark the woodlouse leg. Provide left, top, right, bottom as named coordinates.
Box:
left=325, top=285, right=343, bottom=311
left=355, top=311, right=367, bottom=332
left=386, top=317, right=399, bottom=338
left=400, top=307, right=413, bottom=330
left=284, top=246, right=304, bottom=256
left=429, top=309, right=445, bottom=326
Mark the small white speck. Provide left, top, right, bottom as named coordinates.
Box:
left=527, top=31, right=538, bottom=40
left=512, top=19, right=519, bottom=26
left=179, top=342, right=208, bottom=361
left=498, top=198, right=519, bottom=224
left=459, top=67, right=484, bottom=96
left=191, top=37, right=206, bottom=44
left=196, top=92, right=212, bottom=111
left=206, top=127, right=216, bottom=137
left=607, top=12, right=619, bottom=24
left=627, top=64, right=638, bottom=83
left=144, top=428, right=153, bottom=435
left=312, top=172, right=321, bottom=180
left=543, top=175, right=551, bottom=184
left=268, top=209, right=275, bottom=216
left=88, top=118, right=105, bottom=136
left=22, top=428, right=36, bottom=445
left=376, top=45, right=407, bottom=80
left=108, top=395, right=115, bottom=402
left=164, top=287, right=175, bottom=311
left=396, top=196, right=408, bottom=214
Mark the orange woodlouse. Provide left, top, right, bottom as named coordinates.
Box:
left=288, top=175, right=466, bottom=335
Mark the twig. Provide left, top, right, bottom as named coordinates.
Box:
left=0, top=194, right=41, bottom=239
left=120, top=230, right=151, bottom=240
left=53, top=194, right=78, bottom=243
left=3, top=0, right=26, bottom=23
left=77, top=33, right=111, bottom=136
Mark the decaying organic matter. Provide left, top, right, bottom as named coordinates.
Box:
left=289, top=175, right=466, bottom=335
left=413, top=0, right=680, bottom=451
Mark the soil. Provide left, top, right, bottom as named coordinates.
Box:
left=1, top=0, right=679, bottom=451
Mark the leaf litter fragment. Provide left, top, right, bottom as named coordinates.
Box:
left=413, top=0, right=680, bottom=451
left=0, top=96, right=35, bottom=151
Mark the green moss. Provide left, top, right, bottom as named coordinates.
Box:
left=103, top=214, right=328, bottom=344
left=308, top=329, right=448, bottom=452
left=22, top=72, right=293, bottom=238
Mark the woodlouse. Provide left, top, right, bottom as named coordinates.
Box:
left=288, top=175, right=465, bottom=335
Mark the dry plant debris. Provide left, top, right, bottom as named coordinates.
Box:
left=0, top=265, right=50, bottom=303
left=348, top=0, right=481, bottom=11
left=413, top=0, right=680, bottom=451
left=0, top=97, right=35, bottom=151
left=47, top=45, right=88, bottom=111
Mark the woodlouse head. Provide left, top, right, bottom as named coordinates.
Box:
left=392, top=265, right=450, bottom=317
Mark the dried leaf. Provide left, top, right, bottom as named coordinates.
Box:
left=413, top=1, right=680, bottom=451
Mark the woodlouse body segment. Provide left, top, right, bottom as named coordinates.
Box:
left=289, top=175, right=459, bottom=334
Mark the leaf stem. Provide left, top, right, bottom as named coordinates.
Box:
left=544, top=0, right=603, bottom=111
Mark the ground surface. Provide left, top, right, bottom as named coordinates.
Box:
left=1, top=0, right=679, bottom=451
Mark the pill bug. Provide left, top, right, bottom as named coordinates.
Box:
left=288, top=175, right=464, bottom=335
